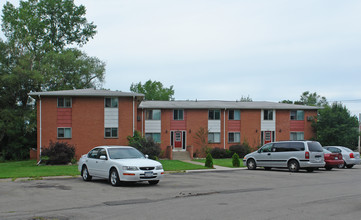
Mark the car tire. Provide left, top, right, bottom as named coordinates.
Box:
left=338, top=162, right=345, bottom=169
left=325, top=166, right=332, bottom=171
left=346, top=164, right=354, bottom=169
left=109, top=169, right=121, bottom=186
left=148, top=180, right=159, bottom=185
left=288, top=160, right=299, bottom=172
left=81, top=166, right=92, bottom=181
left=306, top=168, right=314, bottom=172
left=247, top=159, right=256, bottom=170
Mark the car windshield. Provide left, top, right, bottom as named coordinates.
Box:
left=108, top=148, right=145, bottom=159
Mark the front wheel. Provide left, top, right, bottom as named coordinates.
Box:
left=325, top=166, right=333, bottom=171
left=149, top=180, right=159, bottom=185
left=288, top=160, right=299, bottom=172
left=81, top=166, right=92, bottom=181
left=247, top=159, right=256, bottom=170
left=346, top=164, right=354, bottom=169
left=338, top=162, right=345, bottom=169
left=109, top=169, right=121, bottom=186
left=306, top=168, right=314, bottom=172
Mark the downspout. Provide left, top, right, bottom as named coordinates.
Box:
left=224, top=108, right=226, bottom=149
left=142, top=108, right=144, bottom=136
left=37, top=95, right=42, bottom=165
left=132, top=96, right=135, bottom=134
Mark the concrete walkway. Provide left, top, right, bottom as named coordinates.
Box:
left=180, top=160, right=246, bottom=173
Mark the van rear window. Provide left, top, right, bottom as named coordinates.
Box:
left=307, top=142, right=323, bottom=152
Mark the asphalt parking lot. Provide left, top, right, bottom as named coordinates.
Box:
left=1, top=167, right=361, bottom=220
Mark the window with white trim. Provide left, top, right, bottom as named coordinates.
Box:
left=209, top=110, right=220, bottom=120
left=173, top=109, right=184, bottom=120
left=57, top=128, right=72, bottom=138
left=263, top=110, right=273, bottom=120
left=146, top=109, right=161, bottom=120
left=229, top=110, right=240, bottom=120
left=228, top=132, right=240, bottom=143
left=208, top=132, right=221, bottom=143
left=57, top=97, right=72, bottom=108
left=105, top=128, right=118, bottom=138
left=105, top=97, right=118, bottom=108
left=290, top=110, right=304, bottom=120
left=145, top=133, right=161, bottom=143
left=290, top=132, right=304, bottom=140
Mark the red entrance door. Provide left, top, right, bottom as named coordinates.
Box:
left=264, top=131, right=272, bottom=144
left=174, top=131, right=182, bottom=148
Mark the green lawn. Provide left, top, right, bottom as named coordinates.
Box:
left=193, top=158, right=245, bottom=168
left=0, top=160, right=79, bottom=179
left=0, top=159, right=207, bottom=179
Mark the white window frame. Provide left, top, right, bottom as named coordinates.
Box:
left=105, top=97, right=118, bottom=108
left=145, top=133, right=161, bottom=143
left=263, top=110, right=273, bottom=120
left=228, top=132, right=240, bottom=143
left=105, top=127, right=118, bottom=138
left=290, top=110, right=304, bottom=121
left=209, top=110, right=221, bottom=120
left=229, top=110, right=240, bottom=120
left=290, top=132, right=304, bottom=141
left=173, top=109, right=184, bottom=120
left=146, top=109, right=161, bottom=120
left=57, top=127, right=72, bottom=138
left=57, top=97, right=72, bottom=108
left=208, top=132, right=221, bottom=143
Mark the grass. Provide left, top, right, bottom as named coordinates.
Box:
left=0, top=160, right=79, bottom=179
left=159, top=160, right=207, bottom=171
left=193, top=158, right=245, bottom=168
left=0, top=159, right=208, bottom=179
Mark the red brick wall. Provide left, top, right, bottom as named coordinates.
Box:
left=241, top=110, right=261, bottom=150
left=276, top=110, right=291, bottom=141
left=37, top=96, right=137, bottom=160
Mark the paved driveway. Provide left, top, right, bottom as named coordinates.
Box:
left=1, top=167, right=361, bottom=220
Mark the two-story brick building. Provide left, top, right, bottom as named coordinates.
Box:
left=29, top=89, right=320, bottom=160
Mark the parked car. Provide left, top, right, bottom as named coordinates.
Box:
left=78, top=146, right=164, bottom=186
left=243, top=141, right=325, bottom=172
left=322, top=148, right=343, bottom=170
left=323, top=146, right=361, bottom=169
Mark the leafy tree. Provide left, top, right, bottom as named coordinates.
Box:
left=193, top=127, right=210, bottom=157
left=130, top=80, right=174, bottom=101
left=205, top=153, right=213, bottom=168
left=127, top=131, right=161, bottom=160
left=232, top=153, right=240, bottom=167
left=0, top=0, right=104, bottom=160
left=313, top=102, right=359, bottom=150
left=240, top=95, right=252, bottom=102
left=299, top=91, right=328, bottom=107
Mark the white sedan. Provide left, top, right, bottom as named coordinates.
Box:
left=78, top=146, right=164, bottom=186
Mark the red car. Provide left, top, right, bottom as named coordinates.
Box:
left=323, top=149, right=344, bottom=170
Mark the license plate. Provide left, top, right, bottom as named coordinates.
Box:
left=144, top=172, right=153, bottom=177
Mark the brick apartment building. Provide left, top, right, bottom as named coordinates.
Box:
left=29, top=89, right=320, bottom=160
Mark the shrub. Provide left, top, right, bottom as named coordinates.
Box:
left=210, top=147, right=230, bottom=158
left=229, top=144, right=251, bottom=158
left=127, top=131, right=161, bottom=160
left=232, top=153, right=240, bottom=167
left=42, top=141, right=75, bottom=165
left=205, top=153, right=213, bottom=168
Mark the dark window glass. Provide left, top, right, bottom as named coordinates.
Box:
left=264, top=110, right=273, bottom=120
left=209, top=110, right=220, bottom=120
left=308, top=142, right=323, bottom=152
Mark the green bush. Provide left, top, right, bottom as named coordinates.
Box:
left=42, top=141, right=75, bottom=165
left=205, top=153, right=213, bottom=168
left=232, top=153, right=240, bottom=167
left=229, top=144, right=251, bottom=158
left=127, top=131, right=161, bottom=160
left=210, top=147, right=231, bottom=158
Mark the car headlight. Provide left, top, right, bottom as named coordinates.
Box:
left=122, top=166, right=139, bottom=171
left=156, top=165, right=163, bottom=170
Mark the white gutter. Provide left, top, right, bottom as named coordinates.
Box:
left=132, top=96, right=135, bottom=134
left=224, top=108, right=226, bottom=149
left=142, top=108, right=144, bottom=136
left=38, top=95, right=42, bottom=165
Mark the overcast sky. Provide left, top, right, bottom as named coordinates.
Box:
left=1, top=0, right=361, bottom=117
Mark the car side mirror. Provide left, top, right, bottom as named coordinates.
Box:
left=100, top=155, right=107, bottom=160
left=145, top=154, right=149, bottom=159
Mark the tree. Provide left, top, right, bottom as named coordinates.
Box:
left=299, top=91, right=328, bottom=107
left=240, top=95, right=252, bottom=102
left=313, top=102, right=359, bottom=150
left=130, top=80, right=174, bottom=101
left=0, top=0, right=105, bottom=160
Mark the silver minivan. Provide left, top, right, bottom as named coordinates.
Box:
left=243, top=141, right=325, bottom=172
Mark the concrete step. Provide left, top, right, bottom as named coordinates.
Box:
left=172, top=151, right=191, bottom=161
